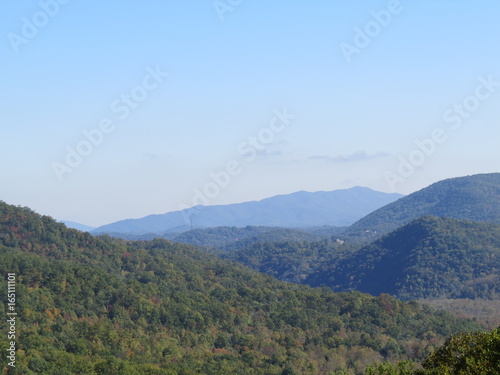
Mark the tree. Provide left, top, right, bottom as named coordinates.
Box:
left=419, top=328, right=500, bottom=374
left=365, top=361, right=416, bottom=374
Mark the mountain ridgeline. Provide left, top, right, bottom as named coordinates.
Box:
left=214, top=174, right=500, bottom=301
left=92, top=187, right=403, bottom=236
left=342, top=173, right=500, bottom=242
left=0, top=200, right=485, bottom=374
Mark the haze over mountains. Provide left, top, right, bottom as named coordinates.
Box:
left=92, top=187, right=403, bottom=235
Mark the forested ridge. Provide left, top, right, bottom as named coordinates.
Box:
left=313, top=216, right=500, bottom=300
left=342, top=173, right=500, bottom=243
left=224, top=238, right=357, bottom=285
left=224, top=216, right=500, bottom=301
left=0, top=201, right=486, bottom=374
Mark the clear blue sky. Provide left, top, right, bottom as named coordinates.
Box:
left=1, top=0, right=499, bottom=227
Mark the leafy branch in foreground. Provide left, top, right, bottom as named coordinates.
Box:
left=367, top=328, right=500, bottom=375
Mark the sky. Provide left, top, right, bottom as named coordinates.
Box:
left=1, top=0, right=499, bottom=227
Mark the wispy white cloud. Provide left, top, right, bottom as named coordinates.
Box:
left=308, top=151, right=390, bottom=163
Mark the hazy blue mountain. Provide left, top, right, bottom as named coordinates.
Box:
left=93, top=187, right=403, bottom=235
left=342, top=173, right=500, bottom=242
left=62, top=221, right=96, bottom=232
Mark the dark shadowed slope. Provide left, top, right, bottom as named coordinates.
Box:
left=315, top=216, right=500, bottom=300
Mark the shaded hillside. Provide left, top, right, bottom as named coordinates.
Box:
left=226, top=216, right=500, bottom=301
left=224, top=239, right=357, bottom=284
left=93, top=187, right=403, bottom=235
left=0, top=201, right=483, bottom=374
left=313, top=216, right=500, bottom=300
left=342, top=173, right=500, bottom=242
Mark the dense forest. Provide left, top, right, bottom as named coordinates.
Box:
left=95, top=225, right=345, bottom=249
left=173, top=226, right=321, bottom=251
left=223, top=238, right=356, bottom=284
left=222, top=217, right=500, bottom=301
left=313, top=216, right=500, bottom=300
left=0, top=201, right=487, bottom=374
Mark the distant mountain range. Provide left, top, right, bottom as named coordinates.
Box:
left=92, top=187, right=403, bottom=235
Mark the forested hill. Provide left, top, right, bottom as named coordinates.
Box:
left=0, top=201, right=484, bottom=374
left=342, top=173, right=500, bottom=242
left=224, top=216, right=500, bottom=301
left=312, top=216, right=500, bottom=300
left=173, top=226, right=323, bottom=251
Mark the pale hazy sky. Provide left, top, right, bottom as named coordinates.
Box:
left=1, top=1, right=499, bottom=227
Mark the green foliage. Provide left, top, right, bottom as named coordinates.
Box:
left=365, top=361, right=416, bottom=375
left=0, top=201, right=486, bottom=374
left=368, top=328, right=500, bottom=375
left=418, top=299, right=500, bottom=330
left=315, top=216, right=500, bottom=300
left=222, top=216, right=500, bottom=301
left=100, top=225, right=329, bottom=254
left=173, top=226, right=321, bottom=251
left=420, top=328, right=500, bottom=374
left=224, top=238, right=357, bottom=284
